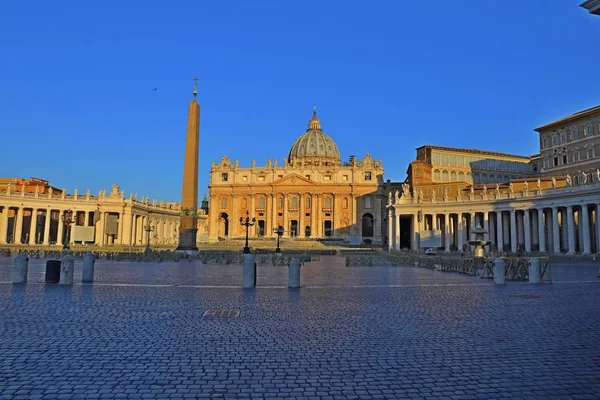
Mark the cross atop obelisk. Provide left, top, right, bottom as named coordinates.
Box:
left=176, top=78, right=201, bottom=251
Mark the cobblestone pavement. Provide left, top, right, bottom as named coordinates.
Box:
left=0, top=256, right=599, bottom=399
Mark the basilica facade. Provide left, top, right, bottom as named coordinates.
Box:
left=207, top=110, right=385, bottom=243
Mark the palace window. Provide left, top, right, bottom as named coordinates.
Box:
left=363, top=197, right=371, bottom=209
left=434, top=169, right=441, bottom=180
left=553, top=156, right=559, bottom=166
left=562, top=155, right=567, bottom=164
left=258, top=197, right=265, bottom=208
left=570, top=128, right=578, bottom=140
left=324, top=175, right=332, bottom=181
left=257, top=176, right=265, bottom=181
left=542, top=137, right=548, bottom=148
left=552, top=135, right=558, bottom=146
left=325, top=197, right=332, bottom=208
left=291, top=196, right=298, bottom=208
left=458, top=171, right=465, bottom=181
left=278, top=175, right=283, bottom=179
left=242, top=175, right=248, bottom=182
left=587, top=147, right=594, bottom=159
left=442, top=170, right=449, bottom=181
left=221, top=173, right=229, bottom=182
left=305, top=197, right=310, bottom=208
left=561, top=132, right=567, bottom=144
left=450, top=171, right=457, bottom=181
left=573, top=151, right=580, bottom=162
left=364, top=172, right=372, bottom=181
left=342, top=175, right=348, bottom=181
left=278, top=198, right=283, bottom=208
left=427, top=188, right=433, bottom=194
left=585, top=124, right=593, bottom=136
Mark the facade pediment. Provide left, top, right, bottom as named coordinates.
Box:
left=272, top=174, right=316, bottom=186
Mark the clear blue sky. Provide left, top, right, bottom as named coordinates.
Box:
left=1, top=1, right=598, bottom=202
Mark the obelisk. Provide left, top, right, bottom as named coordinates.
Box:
left=176, top=77, right=200, bottom=251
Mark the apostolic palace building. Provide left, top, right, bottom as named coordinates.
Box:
left=1, top=97, right=599, bottom=255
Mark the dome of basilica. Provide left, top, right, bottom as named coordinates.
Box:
left=288, top=109, right=341, bottom=166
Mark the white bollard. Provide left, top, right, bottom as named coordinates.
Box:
left=242, top=254, right=256, bottom=288
left=288, top=258, right=301, bottom=288
left=82, top=252, right=95, bottom=283
left=60, top=255, right=75, bottom=285
left=13, top=253, right=28, bottom=284
left=528, top=258, right=540, bottom=284
left=493, top=257, right=505, bottom=284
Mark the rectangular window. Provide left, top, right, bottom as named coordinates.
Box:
left=561, top=133, right=567, bottom=144
left=278, top=175, right=283, bottom=179
left=553, top=156, right=559, bottom=166
left=552, top=136, right=558, bottom=146
left=242, top=176, right=247, bottom=182
left=257, top=176, right=265, bottom=181
left=542, top=138, right=548, bottom=148
left=324, top=175, right=331, bottom=181
left=364, top=172, right=372, bottom=181
left=221, top=173, right=228, bottom=182
left=342, top=175, right=348, bottom=181
left=570, top=129, right=578, bottom=140
left=305, top=175, right=311, bottom=180
left=562, top=155, right=567, bottom=164
left=585, top=125, right=593, bottom=136
left=587, top=148, right=594, bottom=159
left=573, top=152, right=580, bottom=162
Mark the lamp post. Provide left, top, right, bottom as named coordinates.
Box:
left=144, top=219, right=154, bottom=252
left=60, top=209, right=75, bottom=250
left=274, top=225, right=284, bottom=253
left=240, top=210, right=256, bottom=254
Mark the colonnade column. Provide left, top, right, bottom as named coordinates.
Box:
left=56, top=210, right=64, bottom=246
left=484, top=212, right=490, bottom=251
left=509, top=210, right=517, bottom=253
left=411, top=213, right=419, bottom=251
left=395, top=212, right=400, bottom=251
left=581, top=205, right=591, bottom=254
left=537, top=209, right=546, bottom=252
left=597, top=204, right=600, bottom=253
left=0, top=208, right=9, bottom=244
left=444, top=213, right=450, bottom=252
left=29, top=209, right=37, bottom=244
left=43, top=209, right=51, bottom=245
left=457, top=213, right=464, bottom=252
left=532, top=209, right=539, bottom=248
left=552, top=207, right=560, bottom=254
left=387, top=210, right=393, bottom=251
left=496, top=212, right=503, bottom=251
left=523, top=210, right=531, bottom=252
left=567, top=206, right=575, bottom=254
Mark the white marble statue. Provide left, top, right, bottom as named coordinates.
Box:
left=252, top=159, right=256, bottom=167
left=387, top=191, right=392, bottom=204
left=6, top=183, right=11, bottom=195
left=34, top=185, right=39, bottom=194
left=418, top=189, right=423, bottom=200
left=523, top=181, right=528, bottom=191
left=495, top=184, right=500, bottom=195
left=566, top=174, right=572, bottom=186
left=21, top=184, right=25, bottom=194
left=536, top=178, right=541, bottom=189
left=395, top=190, right=400, bottom=201
left=86, top=189, right=90, bottom=197
left=48, top=187, right=52, bottom=197
left=402, top=183, right=410, bottom=197
left=509, top=182, right=514, bottom=194
left=551, top=176, right=557, bottom=188
left=581, top=172, right=588, bottom=185
left=596, top=169, right=600, bottom=182
left=482, top=184, right=487, bottom=195
left=74, top=188, right=78, bottom=197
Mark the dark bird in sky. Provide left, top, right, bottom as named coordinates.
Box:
left=153, top=88, right=157, bottom=91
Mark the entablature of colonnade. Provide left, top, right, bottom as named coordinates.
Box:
left=388, top=181, right=600, bottom=214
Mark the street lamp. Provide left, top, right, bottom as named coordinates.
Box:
left=144, top=219, right=154, bottom=252
left=274, top=225, right=284, bottom=253
left=60, top=209, right=75, bottom=250
left=239, top=210, right=255, bottom=254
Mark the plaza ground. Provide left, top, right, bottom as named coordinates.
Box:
left=1, top=256, right=599, bottom=399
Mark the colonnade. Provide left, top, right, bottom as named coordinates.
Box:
left=389, top=202, right=600, bottom=255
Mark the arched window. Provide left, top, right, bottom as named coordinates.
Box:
left=450, top=171, right=457, bottom=181
left=291, top=196, right=298, bottom=208
left=305, top=197, right=311, bottom=208
left=221, top=198, right=227, bottom=209
left=552, top=135, right=558, bottom=146
left=474, top=173, right=480, bottom=183
left=343, top=198, right=348, bottom=209
left=258, top=197, right=265, bottom=208
left=482, top=173, right=488, bottom=183
left=504, top=176, right=510, bottom=182
left=434, top=169, right=441, bottom=180
left=458, top=171, right=465, bottom=181
left=364, top=197, right=371, bottom=209
left=325, top=197, right=332, bottom=208
left=278, top=198, right=283, bottom=209
left=466, top=172, right=472, bottom=182
left=442, top=170, right=449, bottom=181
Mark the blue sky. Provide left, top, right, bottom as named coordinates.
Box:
left=1, top=1, right=599, bottom=202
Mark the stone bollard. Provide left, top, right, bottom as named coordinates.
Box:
left=242, top=254, right=256, bottom=288
left=493, top=257, right=505, bottom=284
left=288, top=258, right=301, bottom=288
left=59, top=255, right=75, bottom=285
left=82, top=252, right=95, bottom=283
left=13, top=253, right=29, bottom=284
left=528, top=258, right=540, bottom=284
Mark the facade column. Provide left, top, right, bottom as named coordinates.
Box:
left=444, top=213, right=451, bottom=252
left=457, top=213, right=464, bottom=252
left=95, top=211, right=105, bottom=246
left=496, top=211, right=503, bottom=252
left=394, top=211, right=401, bottom=250
left=469, top=212, right=476, bottom=242
left=14, top=208, right=24, bottom=244
left=552, top=207, right=560, bottom=254
left=283, top=193, right=289, bottom=237
left=537, top=208, right=546, bottom=252
left=532, top=209, right=539, bottom=248
left=502, top=212, right=510, bottom=249
left=29, top=209, right=37, bottom=244
left=269, top=194, right=276, bottom=235
left=43, top=209, right=51, bottom=245
left=509, top=210, right=517, bottom=253
left=523, top=210, right=531, bottom=252
left=567, top=206, right=576, bottom=254
left=581, top=205, right=591, bottom=254
left=84, top=211, right=90, bottom=227
left=484, top=211, right=490, bottom=251
left=299, top=193, right=304, bottom=238
left=516, top=211, right=524, bottom=248
left=250, top=195, right=256, bottom=237
left=56, top=210, right=64, bottom=246
left=387, top=210, right=393, bottom=251
left=316, top=195, right=321, bottom=237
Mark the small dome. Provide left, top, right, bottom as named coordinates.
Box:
left=288, top=109, right=341, bottom=166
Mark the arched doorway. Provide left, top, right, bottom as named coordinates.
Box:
left=219, top=213, right=229, bottom=237
left=362, top=213, right=374, bottom=237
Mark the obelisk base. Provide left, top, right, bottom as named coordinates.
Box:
left=176, top=229, right=199, bottom=252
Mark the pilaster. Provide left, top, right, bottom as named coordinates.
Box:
left=582, top=205, right=591, bottom=254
